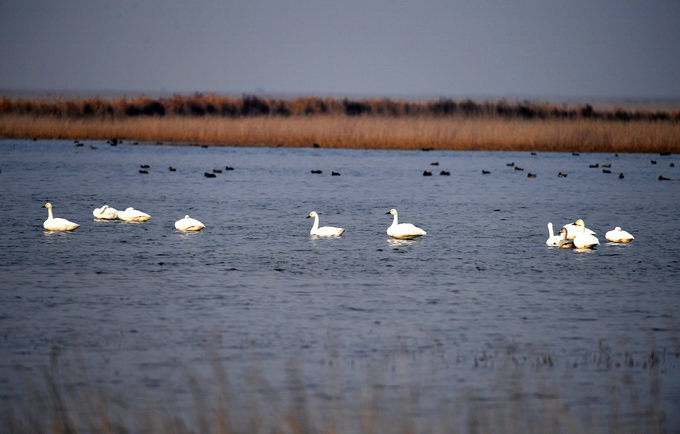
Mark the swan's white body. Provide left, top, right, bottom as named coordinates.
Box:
left=93, top=204, right=119, bottom=220
left=175, top=215, right=205, bottom=231
left=605, top=227, right=634, bottom=243
left=386, top=209, right=426, bottom=239
left=562, top=221, right=596, bottom=240
left=117, top=207, right=151, bottom=222
left=557, top=228, right=575, bottom=248
left=307, top=211, right=345, bottom=236
left=546, top=222, right=561, bottom=246
left=43, top=203, right=79, bottom=231
left=573, top=219, right=599, bottom=249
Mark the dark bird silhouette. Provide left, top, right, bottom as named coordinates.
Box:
left=658, top=175, right=670, bottom=181
left=482, top=170, right=490, bottom=174
left=602, top=169, right=611, bottom=174
left=212, top=169, right=222, bottom=174
left=557, top=172, right=568, bottom=178
left=619, top=173, right=625, bottom=179
left=204, top=172, right=217, bottom=178
left=651, top=160, right=657, bottom=164
left=431, top=162, right=439, bottom=166
left=506, top=162, right=514, bottom=167
left=311, top=170, right=323, bottom=174
left=140, top=164, right=150, bottom=169
left=589, top=163, right=599, bottom=168
left=439, top=170, right=450, bottom=176
left=139, top=170, right=148, bottom=174
left=423, top=171, right=432, bottom=176
left=527, top=173, right=537, bottom=178
left=225, top=166, right=235, bottom=170
left=514, top=166, right=524, bottom=171
left=331, top=171, right=341, bottom=176
left=168, top=166, right=176, bottom=171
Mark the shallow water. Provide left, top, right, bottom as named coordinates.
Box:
left=1, top=139, right=679, bottom=431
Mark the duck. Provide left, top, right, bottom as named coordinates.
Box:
left=42, top=203, right=79, bottom=231
left=175, top=215, right=205, bottom=231
left=117, top=207, right=151, bottom=222
left=307, top=211, right=345, bottom=236
left=545, top=222, right=561, bottom=246
left=562, top=221, right=596, bottom=240
left=605, top=227, right=634, bottom=243
left=572, top=219, right=599, bottom=249
left=386, top=209, right=426, bottom=239
left=557, top=228, right=575, bottom=249
left=93, top=205, right=119, bottom=220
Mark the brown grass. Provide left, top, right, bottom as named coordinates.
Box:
left=1, top=114, right=679, bottom=153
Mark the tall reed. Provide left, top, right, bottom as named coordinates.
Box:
left=1, top=114, right=678, bottom=153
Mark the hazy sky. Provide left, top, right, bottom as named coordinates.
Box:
left=1, top=0, right=679, bottom=99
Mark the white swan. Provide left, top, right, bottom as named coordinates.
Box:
left=307, top=211, right=345, bottom=236
left=605, top=227, right=634, bottom=243
left=42, top=203, right=79, bottom=231
left=386, top=209, right=426, bottom=239
left=93, top=204, right=119, bottom=220
left=117, top=207, right=151, bottom=222
left=562, top=221, right=596, bottom=240
left=557, top=227, right=575, bottom=249
left=175, top=215, right=205, bottom=231
left=545, top=222, right=561, bottom=246
left=573, top=219, right=599, bottom=249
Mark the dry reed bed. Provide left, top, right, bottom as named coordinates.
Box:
left=2, top=114, right=679, bottom=153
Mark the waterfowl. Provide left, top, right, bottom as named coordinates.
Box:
left=605, top=227, right=634, bottom=243
left=557, top=172, right=568, bottom=178
left=310, top=170, right=323, bottom=174
left=602, top=169, right=611, bottom=174
left=331, top=171, right=341, bottom=176
left=307, top=211, right=345, bottom=236
left=204, top=172, right=216, bottom=178
left=386, top=209, right=426, bottom=239
left=545, top=222, right=561, bottom=246
left=93, top=205, right=119, bottom=220
left=562, top=221, right=596, bottom=240
left=557, top=228, right=575, bottom=249
left=514, top=166, right=524, bottom=171
left=175, top=215, right=205, bottom=231
left=42, top=203, right=79, bottom=231
left=619, top=173, right=625, bottom=179
left=423, top=171, right=432, bottom=176
left=117, top=207, right=151, bottom=222
left=572, top=219, right=599, bottom=249
left=168, top=166, right=177, bottom=171
left=589, top=163, right=599, bottom=168
left=658, top=175, right=670, bottom=181
left=482, top=170, right=490, bottom=174
left=527, top=173, right=537, bottom=178
left=440, top=170, right=450, bottom=176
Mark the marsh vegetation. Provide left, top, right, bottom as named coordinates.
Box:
left=1, top=95, right=678, bottom=153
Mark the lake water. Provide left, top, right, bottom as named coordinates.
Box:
left=1, top=138, right=679, bottom=432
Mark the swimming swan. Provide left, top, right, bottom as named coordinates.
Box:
left=307, top=211, right=345, bottom=236
left=605, top=227, right=634, bottom=243
left=557, top=227, right=575, bottom=248
left=117, top=207, right=151, bottom=222
left=546, top=222, right=561, bottom=246
left=93, top=204, right=119, bottom=220
left=573, top=219, right=599, bottom=249
left=562, top=221, right=595, bottom=240
left=42, top=203, right=79, bottom=231
left=175, top=215, right=205, bottom=231
left=386, top=209, right=427, bottom=239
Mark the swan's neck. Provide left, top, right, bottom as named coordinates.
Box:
left=391, top=213, right=399, bottom=226
left=311, top=215, right=319, bottom=231
left=46, top=206, right=54, bottom=221
left=548, top=222, right=554, bottom=237
left=579, top=224, right=586, bottom=235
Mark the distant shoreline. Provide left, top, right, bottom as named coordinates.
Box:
left=1, top=94, right=679, bottom=153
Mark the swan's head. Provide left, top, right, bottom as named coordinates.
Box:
left=125, top=207, right=135, bottom=211
left=43, top=203, right=52, bottom=209
left=614, top=226, right=622, bottom=231
left=185, top=215, right=190, bottom=219
left=559, top=227, right=568, bottom=238
left=307, top=211, right=318, bottom=219
left=573, top=219, right=585, bottom=227
left=387, top=209, right=398, bottom=215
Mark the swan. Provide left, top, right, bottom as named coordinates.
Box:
left=545, top=222, right=561, bottom=246
left=605, top=227, right=634, bottom=243
left=562, top=221, right=595, bottom=240
left=93, top=204, right=119, bottom=220
left=307, top=211, right=345, bottom=236
left=117, top=207, right=151, bottom=222
left=386, top=209, right=426, bottom=239
left=175, top=215, right=205, bottom=231
left=572, top=219, right=599, bottom=249
left=42, top=203, right=79, bottom=231
left=557, top=228, right=575, bottom=248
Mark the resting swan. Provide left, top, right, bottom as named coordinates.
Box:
left=117, top=207, right=151, bottom=222
left=43, top=203, right=79, bottom=231
left=573, top=219, right=599, bottom=249
left=175, top=215, right=205, bottom=231
left=545, top=222, right=561, bottom=246
left=93, top=204, right=119, bottom=220
left=386, top=209, right=426, bottom=239
left=307, top=211, right=345, bottom=236
left=605, top=227, right=634, bottom=243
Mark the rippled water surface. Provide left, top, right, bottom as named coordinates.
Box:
left=1, top=139, right=679, bottom=431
